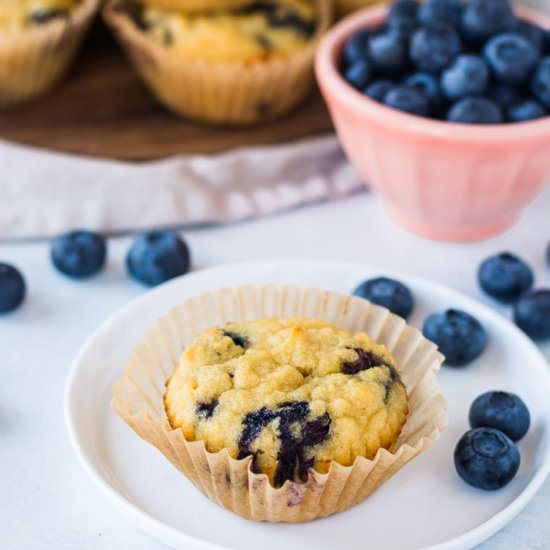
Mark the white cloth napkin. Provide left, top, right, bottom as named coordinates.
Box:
left=0, top=135, right=362, bottom=240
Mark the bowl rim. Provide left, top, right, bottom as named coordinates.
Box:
left=315, top=4, right=550, bottom=143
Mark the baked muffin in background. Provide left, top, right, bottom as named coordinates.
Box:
left=335, top=0, right=386, bottom=18
left=165, top=318, right=409, bottom=486
left=0, top=0, right=99, bottom=108
left=103, top=0, right=332, bottom=125
left=140, top=0, right=255, bottom=13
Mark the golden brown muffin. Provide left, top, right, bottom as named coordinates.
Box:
left=165, top=317, right=408, bottom=487
left=140, top=0, right=254, bottom=14
left=0, top=0, right=98, bottom=108
left=103, top=0, right=331, bottom=124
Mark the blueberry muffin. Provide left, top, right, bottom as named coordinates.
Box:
left=140, top=0, right=254, bottom=14
left=104, top=0, right=331, bottom=124
left=165, top=317, right=408, bottom=486
left=0, top=1, right=76, bottom=30
left=0, top=0, right=99, bottom=108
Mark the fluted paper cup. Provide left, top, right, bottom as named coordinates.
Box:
left=0, top=0, right=99, bottom=109
left=103, top=0, right=332, bottom=125
left=112, top=285, right=447, bottom=523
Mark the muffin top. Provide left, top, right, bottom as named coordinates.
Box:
left=0, top=1, right=78, bottom=30
left=138, top=0, right=318, bottom=63
left=165, top=317, right=408, bottom=487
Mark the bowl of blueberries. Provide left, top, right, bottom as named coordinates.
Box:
left=315, top=0, right=550, bottom=242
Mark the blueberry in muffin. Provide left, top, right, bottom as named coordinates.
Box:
left=165, top=318, right=408, bottom=487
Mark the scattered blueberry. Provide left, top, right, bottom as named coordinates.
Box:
left=344, top=59, right=373, bottom=90
left=447, top=97, right=503, bottom=124
left=342, top=29, right=370, bottom=66
left=419, top=0, right=463, bottom=27
left=368, top=32, right=407, bottom=74
left=0, top=263, right=26, bottom=313
left=507, top=99, right=546, bottom=122
left=469, top=391, right=530, bottom=441
left=441, top=55, right=490, bottom=101
left=423, top=309, right=487, bottom=366
left=51, top=230, right=107, bottom=279
left=406, top=72, right=443, bottom=111
left=384, top=85, right=431, bottom=116
left=353, top=276, right=414, bottom=319
left=454, top=427, right=520, bottom=490
left=477, top=252, right=534, bottom=303
left=365, top=79, right=395, bottom=101
left=487, top=83, right=522, bottom=108
left=461, top=0, right=517, bottom=45
left=410, top=24, right=462, bottom=73
left=484, top=33, right=539, bottom=85
left=126, top=230, right=191, bottom=287
left=513, top=289, right=550, bottom=340
left=531, top=57, right=550, bottom=108
left=387, top=18, right=418, bottom=43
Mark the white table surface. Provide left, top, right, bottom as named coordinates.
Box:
left=1, top=187, right=549, bottom=550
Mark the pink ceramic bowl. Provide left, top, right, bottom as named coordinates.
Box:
left=316, top=5, right=550, bottom=242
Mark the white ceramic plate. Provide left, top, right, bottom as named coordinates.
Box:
left=65, top=260, right=550, bottom=550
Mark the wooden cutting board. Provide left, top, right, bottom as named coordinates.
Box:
left=0, top=21, right=334, bottom=161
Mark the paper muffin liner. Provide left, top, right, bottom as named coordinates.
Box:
left=112, top=285, right=447, bottom=523
left=140, top=0, right=254, bottom=13
left=103, top=0, right=332, bottom=125
left=335, top=0, right=387, bottom=18
left=0, top=0, right=99, bottom=109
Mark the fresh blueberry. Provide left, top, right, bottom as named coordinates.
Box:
left=388, top=0, right=419, bottom=25
left=513, top=20, right=546, bottom=54
left=454, top=428, right=520, bottom=490
left=469, top=391, right=530, bottom=442
left=461, top=0, right=517, bottom=45
left=384, top=84, right=431, bottom=116
left=368, top=32, right=407, bottom=74
left=364, top=79, right=395, bottom=101
left=344, top=59, right=373, bottom=89
left=342, top=29, right=370, bottom=66
left=477, top=252, right=534, bottom=303
left=441, top=54, right=490, bottom=100
left=406, top=72, right=444, bottom=111
left=419, top=0, right=463, bottom=27
left=507, top=99, right=546, bottom=122
left=531, top=57, right=550, bottom=108
left=513, top=289, right=550, bottom=341
left=487, top=83, right=522, bottom=108
left=410, top=24, right=462, bottom=73
left=423, top=309, right=487, bottom=366
left=51, top=230, right=107, bottom=279
left=126, top=230, right=191, bottom=287
left=353, top=276, right=414, bottom=319
left=484, top=33, right=539, bottom=85
left=447, top=97, right=503, bottom=123
left=0, top=263, right=26, bottom=313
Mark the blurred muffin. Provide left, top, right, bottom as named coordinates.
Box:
left=0, top=0, right=99, bottom=108
left=336, top=0, right=386, bottom=18
left=140, top=0, right=255, bottom=14
left=103, top=0, right=332, bottom=124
